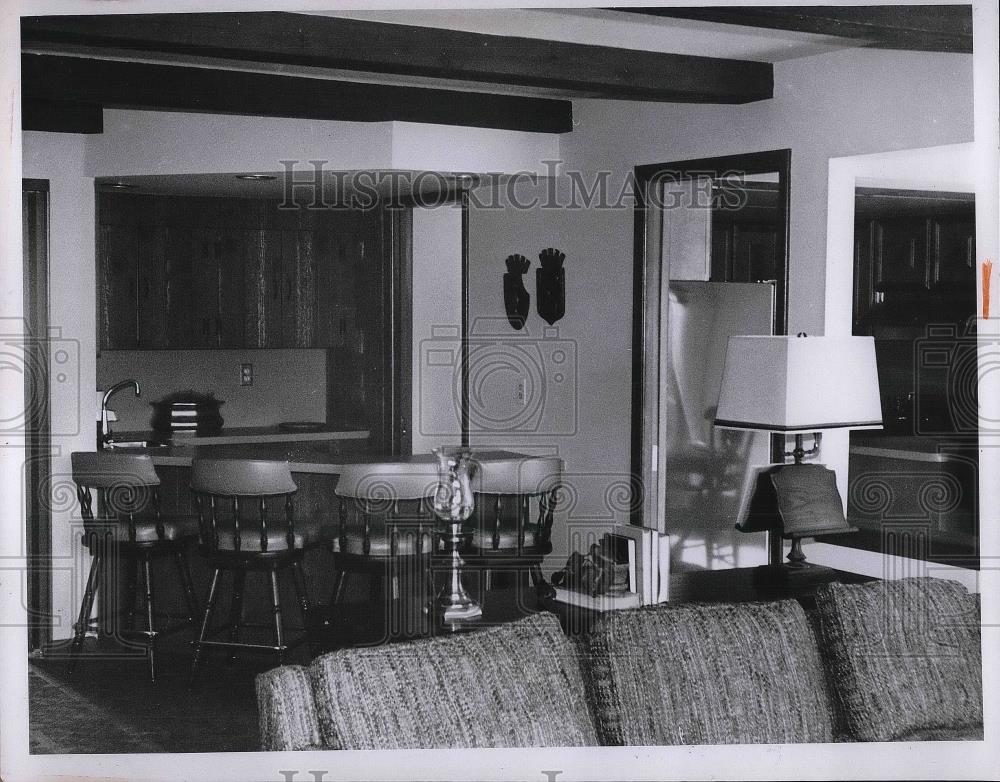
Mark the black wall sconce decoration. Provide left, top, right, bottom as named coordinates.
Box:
left=536, top=248, right=566, bottom=325
left=503, top=254, right=531, bottom=330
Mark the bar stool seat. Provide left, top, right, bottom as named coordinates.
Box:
left=332, top=526, right=435, bottom=557
left=188, top=458, right=314, bottom=683
left=106, top=514, right=200, bottom=544
left=464, top=456, right=563, bottom=601
left=328, top=461, right=437, bottom=643
left=68, top=451, right=200, bottom=684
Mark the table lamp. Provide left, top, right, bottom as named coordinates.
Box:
left=714, top=334, right=883, bottom=569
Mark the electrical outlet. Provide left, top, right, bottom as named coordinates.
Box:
left=240, top=363, right=253, bottom=386
left=515, top=378, right=526, bottom=405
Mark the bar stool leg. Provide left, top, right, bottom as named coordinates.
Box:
left=189, top=567, right=221, bottom=687
left=175, top=551, right=200, bottom=625
left=68, top=549, right=103, bottom=675
left=291, top=560, right=310, bottom=619
left=141, top=556, right=158, bottom=684
left=227, top=570, right=246, bottom=664
left=269, top=569, right=285, bottom=667
left=330, top=571, right=346, bottom=609
left=123, top=554, right=138, bottom=633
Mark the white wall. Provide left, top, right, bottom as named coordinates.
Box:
left=97, top=349, right=327, bottom=431
left=22, top=131, right=96, bottom=643
left=466, top=178, right=632, bottom=570
left=411, top=204, right=464, bottom=454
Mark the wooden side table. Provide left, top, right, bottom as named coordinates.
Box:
left=548, top=565, right=875, bottom=636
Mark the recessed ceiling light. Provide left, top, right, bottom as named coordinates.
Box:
left=102, top=181, right=136, bottom=189
left=235, top=174, right=278, bottom=181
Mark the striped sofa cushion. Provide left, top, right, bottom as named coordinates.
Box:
left=308, top=612, right=597, bottom=748
left=814, top=578, right=982, bottom=742
left=582, top=599, right=835, bottom=745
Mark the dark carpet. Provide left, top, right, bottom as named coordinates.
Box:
left=27, top=579, right=536, bottom=754
left=28, top=633, right=294, bottom=754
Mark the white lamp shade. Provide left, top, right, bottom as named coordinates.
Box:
left=715, top=335, right=883, bottom=432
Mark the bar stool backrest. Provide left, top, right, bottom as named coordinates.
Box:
left=190, top=458, right=298, bottom=554
left=469, top=456, right=563, bottom=552
left=334, top=462, right=438, bottom=558
left=71, top=451, right=163, bottom=543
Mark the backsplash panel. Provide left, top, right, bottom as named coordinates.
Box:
left=97, top=349, right=326, bottom=431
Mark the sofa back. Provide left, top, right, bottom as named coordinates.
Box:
left=256, top=612, right=597, bottom=750
left=578, top=598, right=836, bottom=745
left=255, top=577, right=983, bottom=749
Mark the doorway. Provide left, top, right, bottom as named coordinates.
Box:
left=630, top=150, right=791, bottom=571
left=23, top=179, right=51, bottom=652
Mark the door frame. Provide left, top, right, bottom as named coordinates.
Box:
left=23, top=178, right=51, bottom=652
left=630, top=150, right=791, bottom=533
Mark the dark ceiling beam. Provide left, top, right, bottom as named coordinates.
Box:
left=21, top=54, right=573, bottom=134
left=21, top=12, right=773, bottom=103
left=23, top=99, right=103, bottom=134
left=618, top=6, right=972, bottom=54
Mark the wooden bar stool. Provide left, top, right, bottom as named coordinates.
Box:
left=188, top=459, right=317, bottom=683
left=464, top=456, right=563, bottom=603
left=69, top=451, right=200, bottom=684
left=330, top=462, right=437, bottom=645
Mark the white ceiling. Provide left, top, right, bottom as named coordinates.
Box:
left=311, top=7, right=857, bottom=63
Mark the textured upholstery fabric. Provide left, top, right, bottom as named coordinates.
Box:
left=581, top=600, right=835, bottom=745
left=256, top=665, right=324, bottom=751
left=468, top=523, right=543, bottom=552
left=814, top=578, right=982, bottom=742
left=308, top=613, right=597, bottom=748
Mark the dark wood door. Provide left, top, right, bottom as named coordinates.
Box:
left=243, top=228, right=283, bottom=348
left=875, top=217, right=930, bottom=293
left=97, top=222, right=139, bottom=349
left=217, top=228, right=246, bottom=347
left=281, top=229, right=316, bottom=347
left=137, top=224, right=168, bottom=348
left=932, top=216, right=976, bottom=290
left=162, top=226, right=196, bottom=348
left=191, top=228, right=220, bottom=348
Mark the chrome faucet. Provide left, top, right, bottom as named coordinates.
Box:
left=101, top=379, right=140, bottom=448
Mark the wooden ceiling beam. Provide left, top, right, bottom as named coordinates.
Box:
left=619, top=6, right=972, bottom=54
left=21, top=54, right=573, bottom=134
left=23, top=99, right=103, bottom=134
left=21, top=12, right=773, bottom=103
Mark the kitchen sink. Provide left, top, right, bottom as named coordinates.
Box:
left=104, top=440, right=166, bottom=449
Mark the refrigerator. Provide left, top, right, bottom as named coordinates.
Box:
left=661, top=280, right=774, bottom=571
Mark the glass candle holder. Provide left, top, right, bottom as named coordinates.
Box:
left=432, top=446, right=482, bottom=628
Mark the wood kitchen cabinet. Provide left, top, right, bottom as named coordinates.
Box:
left=874, top=217, right=930, bottom=293
left=932, top=216, right=976, bottom=291
left=709, top=183, right=780, bottom=286
left=853, top=211, right=975, bottom=335
left=97, top=192, right=381, bottom=351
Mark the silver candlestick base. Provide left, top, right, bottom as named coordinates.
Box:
left=435, top=521, right=482, bottom=630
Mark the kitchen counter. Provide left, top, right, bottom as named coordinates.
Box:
left=112, top=439, right=529, bottom=476
left=111, top=425, right=369, bottom=448
left=850, top=434, right=977, bottom=463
